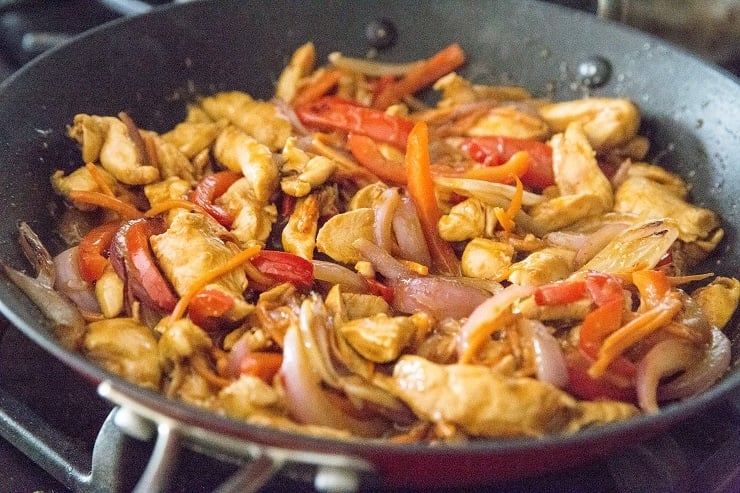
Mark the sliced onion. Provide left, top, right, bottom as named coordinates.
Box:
left=635, top=338, right=702, bottom=413
left=391, top=196, right=432, bottom=267
left=354, top=238, right=491, bottom=319
left=311, top=260, right=368, bottom=292
left=279, top=323, right=386, bottom=437
left=433, top=175, right=545, bottom=206
left=353, top=237, right=414, bottom=280
left=457, top=283, right=535, bottom=360
left=54, top=246, right=101, bottom=313
left=544, top=231, right=587, bottom=250
left=574, top=222, right=630, bottom=268
left=2, top=263, right=86, bottom=349
left=18, top=221, right=55, bottom=288
left=656, top=328, right=731, bottom=402
left=328, top=51, right=420, bottom=77
left=394, top=276, right=491, bottom=321
left=374, top=187, right=401, bottom=253
left=524, top=319, right=568, bottom=388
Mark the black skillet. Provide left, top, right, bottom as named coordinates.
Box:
left=0, top=0, right=738, bottom=490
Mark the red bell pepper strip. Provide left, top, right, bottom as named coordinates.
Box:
left=534, top=279, right=588, bottom=306
left=462, top=136, right=555, bottom=190
left=78, top=222, right=120, bottom=282
left=632, top=269, right=672, bottom=309
left=565, top=349, right=635, bottom=402
left=365, top=277, right=395, bottom=304
left=239, top=351, right=284, bottom=383
left=250, top=250, right=314, bottom=289
left=347, top=133, right=408, bottom=184
left=291, top=69, right=343, bottom=107
left=110, top=218, right=178, bottom=312
left=188, top=170, right=242, bottom=228
left=187, top=288, right=236, bottom=331
left=373, top=43, right=466, bottom=110
left=584, top=271, right=624, bottom=306
left=405, top=121, right=461, bottom=276
left=296, top=96, right=415, bottom=150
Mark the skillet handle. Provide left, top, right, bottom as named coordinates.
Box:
left=0, top=389, right=146, bottom=493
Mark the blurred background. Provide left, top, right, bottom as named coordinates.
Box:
left=0, top=0, right=738, bottom=81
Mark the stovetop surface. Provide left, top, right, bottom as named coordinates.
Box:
left=0, top=1, right=739, bottom=492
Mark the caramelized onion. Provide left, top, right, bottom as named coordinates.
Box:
left=53, top=246, right=101, bottom=313
left=280, top=323, right=386, bottom=437
left=311, top=260, right=368, bottom=292
left=656, top=328, right=731, bottom=403
left=391, top=196, right=432, bottom=267
left=525, top=319, right=568, bottom=388
left=635, top=338, right=701, bottom=413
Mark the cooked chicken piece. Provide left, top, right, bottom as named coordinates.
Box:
left=538, top=98, right=640, bottom=149
left=467, top=105, right=550, bottom=140
left=280, top=139, right=337, bottom=197
left=516, top=296, right=593, bottom=322
left=691, top=277, right=740, bottom=330
left=275, top=42, right=316, bottom=103
left=565, top=400, right=640, bottom=433
left=68, top=114, right=160, bottom=185
left=157, top=317, right=212, bottom=362
left=614, top=173, right=721, bottom=245
left=434, top=72, right=533, bottom=108
left=325, top=286, right=390, bottom=323
left=51, top=165, right=118, bottom=211
left=149, top=211, right=249, bottom=306
left=213, top=125, right=279, bottom=203
left=217, top=177, right=278, bottom=245
left=282, top=193, right=319, bottom=259
left=348, top=182, right=389, bottom=210
left=439, top=197, right=498, bottom=241
left=219, top=375, right=286, bottom=419
left=530, top=122, right=612, bottom=231
left=144, top=176, right=191, bottom=208
left=461, top=238, right=514, bottom=281
left=200, top=91, right=291, bottom=151
left=161, top=120, right=224, bottom=159
left=580, top=219, right=679, bottom=274
left=95, top=266, right=124, bottom=318
left=316, top=208, right=375, bottom=264
left=508, top=247, right=576, bottom=286
left=322, top=286, right=378, bottom=380
left=624, top=163, right=688, bottom=197
left=85, top=318, right=161, bottom=389
left=140, top=130, right=197, bottom=183
left=339, top=313, right=417, bottom=363
left=387, top=355, right=582, bottom=437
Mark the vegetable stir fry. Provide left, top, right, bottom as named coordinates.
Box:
left=5, top=42, right=739, bottom=442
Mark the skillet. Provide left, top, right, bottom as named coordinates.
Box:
left=0, top=0, right=738, bottom=490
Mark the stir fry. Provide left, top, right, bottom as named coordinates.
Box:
left=4, top=42, right=739, bottom=442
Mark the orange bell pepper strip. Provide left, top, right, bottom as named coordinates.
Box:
left=291, top=69, right=343, bottom=107
left=373, top=43, right=466, bottom=110
left=347, top=133, right=408, bottom=184
left=405, top=121, right=461, bottom=276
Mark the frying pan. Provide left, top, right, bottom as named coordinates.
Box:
left=0, top=0, right=738, bottom=491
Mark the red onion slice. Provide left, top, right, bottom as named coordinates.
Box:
left=392, top=196, right=432, bottom=267
left=635, top=338, right=701, bottom=413
left=374, top=187, right=401, bottom=253
left=54, top=246, right=101, bottom=313
left=525, top=319, right=569, bottom=388
left=311, top=260, right=368, bottom=292
left=656, top=328, right=731, bottom=403
left=279, top=324, right=386, bottom=437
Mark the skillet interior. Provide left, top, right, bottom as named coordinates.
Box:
left=0, top=0, right=738, bottom=487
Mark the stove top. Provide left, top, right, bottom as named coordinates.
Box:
left=0, top=1, right=738, bottom=492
